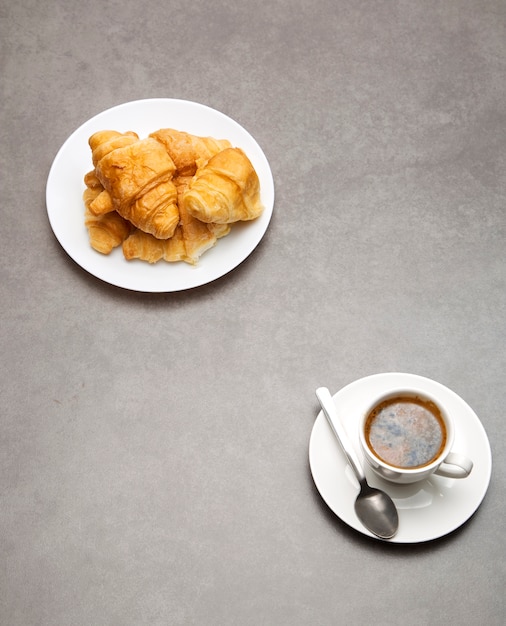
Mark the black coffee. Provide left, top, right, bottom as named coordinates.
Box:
left=364, top=396, right=447, bottom=469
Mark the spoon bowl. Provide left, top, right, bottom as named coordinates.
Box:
left=316, top=387, right=399, bottom=539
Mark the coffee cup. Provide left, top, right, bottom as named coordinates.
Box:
left=358, top=388, right=473, bottom=484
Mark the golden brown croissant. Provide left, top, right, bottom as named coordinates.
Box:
left=83, top=188, right=133, bottom=254
left=175, top=176, right=222, bottom=264
left=84, top=170, right=102, bottom=189
left=82, top=128, right=261, bottom=264
left=207, top=222, right=231, bottom=239
left=122, top=209, right=218, bottom=265
left=88, top=189, right=114, bottom=215
left=178, top=204, right=217, bottom=264
left=89, top=130, right=139, bottom=166
left=83, top=169, right=114, bottom=216
left=122, top=177, right=224, bottom=265
left=150, top=128, right=231, bottom=176
left=175, top=177, right=231, bottom=240
left=182, top=147, right=263, bottom=224
left=83, top=186, right=102, bottom=210
left=94, top=136, right=179, bottom=239
left=122, top=227, right=186, bottom=263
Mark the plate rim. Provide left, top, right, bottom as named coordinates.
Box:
left=46, top=98, right=275, bottom=292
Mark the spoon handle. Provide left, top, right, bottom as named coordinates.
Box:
left=316, top=387, right=366, bottom=484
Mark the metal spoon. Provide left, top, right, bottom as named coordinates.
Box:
left=315, top=387, right=399, bottom=539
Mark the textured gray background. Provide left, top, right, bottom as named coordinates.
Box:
left=1, top=1, right=505, bottom=624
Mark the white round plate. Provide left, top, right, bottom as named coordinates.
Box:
left=46, top=99, right=275, bottom=292
left=309, top=373, right=492, bottom=543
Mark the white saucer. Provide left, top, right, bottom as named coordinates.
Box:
left=309, top=373, right=492, bottom=543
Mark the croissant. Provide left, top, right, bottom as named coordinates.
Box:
left=83, top=169, right=115, bottom=216
left=122, top=214, right=218, bottom=265
left=88, top=189, right=114, bottom=215
left=175, top=176, right=225, bottom=264
left=122, top=227, right=186, bottom=263
left=83, top=188, right=133, bottom=254
left=83, top=186, right=102, bottom=209
left=121, top=176, right=229, bottom=265
left=94, top=136, right=179, bottom=239
left=89, top=130, right=139, bottom=166
left=84, top=170, right=102, bottom=189
left=207, top=222, right=231, bottom=239
left=150, top=128, right=231, bottom=176
left=182, top=147, right=263, bottom=224
left=82, top=128, right=261, bottom=264
left=179, top=204, right=217, bottom=264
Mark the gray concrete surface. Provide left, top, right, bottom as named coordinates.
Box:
left=1, top=1, right=505, bottom=624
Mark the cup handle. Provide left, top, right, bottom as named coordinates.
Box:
left=434, top=452, right=473, bottom=479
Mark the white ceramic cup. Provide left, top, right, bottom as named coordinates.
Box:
left=358, top=388, right=473, bottom=484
